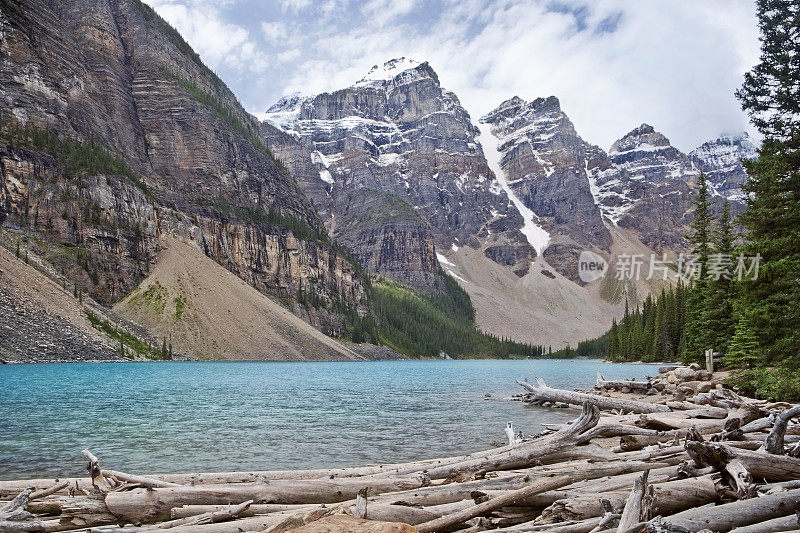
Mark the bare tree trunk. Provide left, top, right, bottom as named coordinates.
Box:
left=652, top=488, right=800, bottom=532
left=763, top=405, right=800, bottom=454
left=415, top=474, right=574, bottom=533
left=617, top=471, right=653, bottom=532
left=517, top=379, right=670, bottom=414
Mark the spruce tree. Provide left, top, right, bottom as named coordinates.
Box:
left=682, top=172, right=714, bottom=362
left=707, top=199, right=735, bottom=355
left=728, top=0, right=800, bottom=399
left=608, top=318, right=620, bottom=360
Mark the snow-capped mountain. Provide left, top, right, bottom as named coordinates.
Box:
left=689, top=133, right=757, bottom=201
left=480, top=96, right=611, bottom=281
left=261, top=58, right=757, bottom=348
left=262, top=58, right=535, bottom=288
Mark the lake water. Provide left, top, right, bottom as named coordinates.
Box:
left=0, top=359, right=660, bottom=479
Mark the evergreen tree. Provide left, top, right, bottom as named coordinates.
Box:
left=728, top=142, right=800, bottom=365
left=15, top=242, right=19, bottom=259
left=707, top=199, right=735, bottom=354
left=682, top=172, right=714, bottom=362
left=727, top=0, right=800, bottom=400
left=608, top=318, right=620, bottom=360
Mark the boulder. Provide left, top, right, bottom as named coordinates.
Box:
left=695, top=370, right=712, bottom=381
left=287, top=515, right=417, bottom=533
left=674, top=367, right=697, bottom=381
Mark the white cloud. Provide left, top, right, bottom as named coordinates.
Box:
left=145, top=0, right=760, bottom=152
left=261, top=21, right=288, bottom=44
left=281, top=0, right=759, bottom=151
left=280, top=0, right=312, bottom=13
left=144, top=0, right=268, bottom=74
left=361, top=0, right=419, bottom=27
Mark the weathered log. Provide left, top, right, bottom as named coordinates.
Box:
left=0, top=490, right=34, bottom=522
left=517, top=379, right=670, bottom=414
left=764, top=405, right=800, bottom=454
left=101, top=470, right=180, bottom=489
left=725, top=459, right=757, bottom=499
left=361, top=503, right=442, bottom=525
left=379, top=460, right=669, bottom=508
left=103, top=475, right=426, bottom=523
left=58, top=496, right=119, bottom=531
left=169, top=503, right=316, bottom=519
left=617, top=470, right=654, bottom=533
left=588, top=499, right=619, bottom=533
left=595, top=373, right=650, bottom=391
left=419, top=402, right=603, bottom=480
left=534, top=476, right=718, bottom=525
left=686, top=440, right=800, bottom=481
left=144, top=499, right=252, bottom=530
left=262, top=503, right=351, bottom=533
left=415, top=474, right=574, bottom=533
left=728, top=511, right=800, bottom=533
left=651, top=487, right=800, bottom=532
left=81, top=450, right=110, bottom=494
left=355, top=488, right=368, bottom=519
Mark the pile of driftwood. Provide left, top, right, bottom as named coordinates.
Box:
left=1, top=365, right=799, bottom=533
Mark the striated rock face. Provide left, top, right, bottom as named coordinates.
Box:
left=262, top=58, right=535, bottom=287
left=0, top=0, right=366, bottom=326
left=479, top=96, right=611, bottom=281
left=331, top=189, right=443, bottom=291
left=0, top=145, right=158, bottom=303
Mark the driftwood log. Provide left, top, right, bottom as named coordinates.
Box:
left=517, top=379, right=670, bottom=414
left=595, top=372, right=650, bottom=391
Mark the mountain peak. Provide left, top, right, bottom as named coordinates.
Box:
left=610, top=123, right=672, bottom=154
left=530, top=95, right=561, bottom=113
left=356, top=57, right=432, bottom=85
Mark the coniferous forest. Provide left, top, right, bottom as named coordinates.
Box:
left=577, top=0, right=800, bottom=401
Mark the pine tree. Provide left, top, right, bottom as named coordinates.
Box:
left=732, top=142, right=800, bottom=364
left=15, top=242, right=20, bottom=259
left=707, top=199, right=735, bottom=355
left=608, top=318, right=620, bottom=360
left=728, top=0, right=800, bottom=400
left=682, top=172, right=714, bottom=363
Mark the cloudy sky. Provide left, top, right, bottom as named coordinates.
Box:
left=143, top=0, right=760, bottom=152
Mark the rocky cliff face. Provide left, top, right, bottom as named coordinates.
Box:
left=262, top=58, right=535, bottom=289
left=689, top=133, right=757, bottom=202
left=479, top=96, right=611, bottom=280
left=0, top=0, right=365, bottom=333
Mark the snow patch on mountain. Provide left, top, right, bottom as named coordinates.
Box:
left=477, top=122, right=550, bottom=256
left=357, top=57, right=422, bottom=85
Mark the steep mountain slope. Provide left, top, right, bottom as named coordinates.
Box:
left=114, top=237, right=363, bottom=361
left=689, top=133, right=757, bottom=201
left=262, top=58, right=535, bottom=289
left=479, top=96, right=611, bottom=281
left=0, top=242, right=119, bottom=362
left=0, top=0, right=366, bottom=341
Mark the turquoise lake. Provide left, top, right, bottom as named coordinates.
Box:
left=0, top=359, right=660, bottom=479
